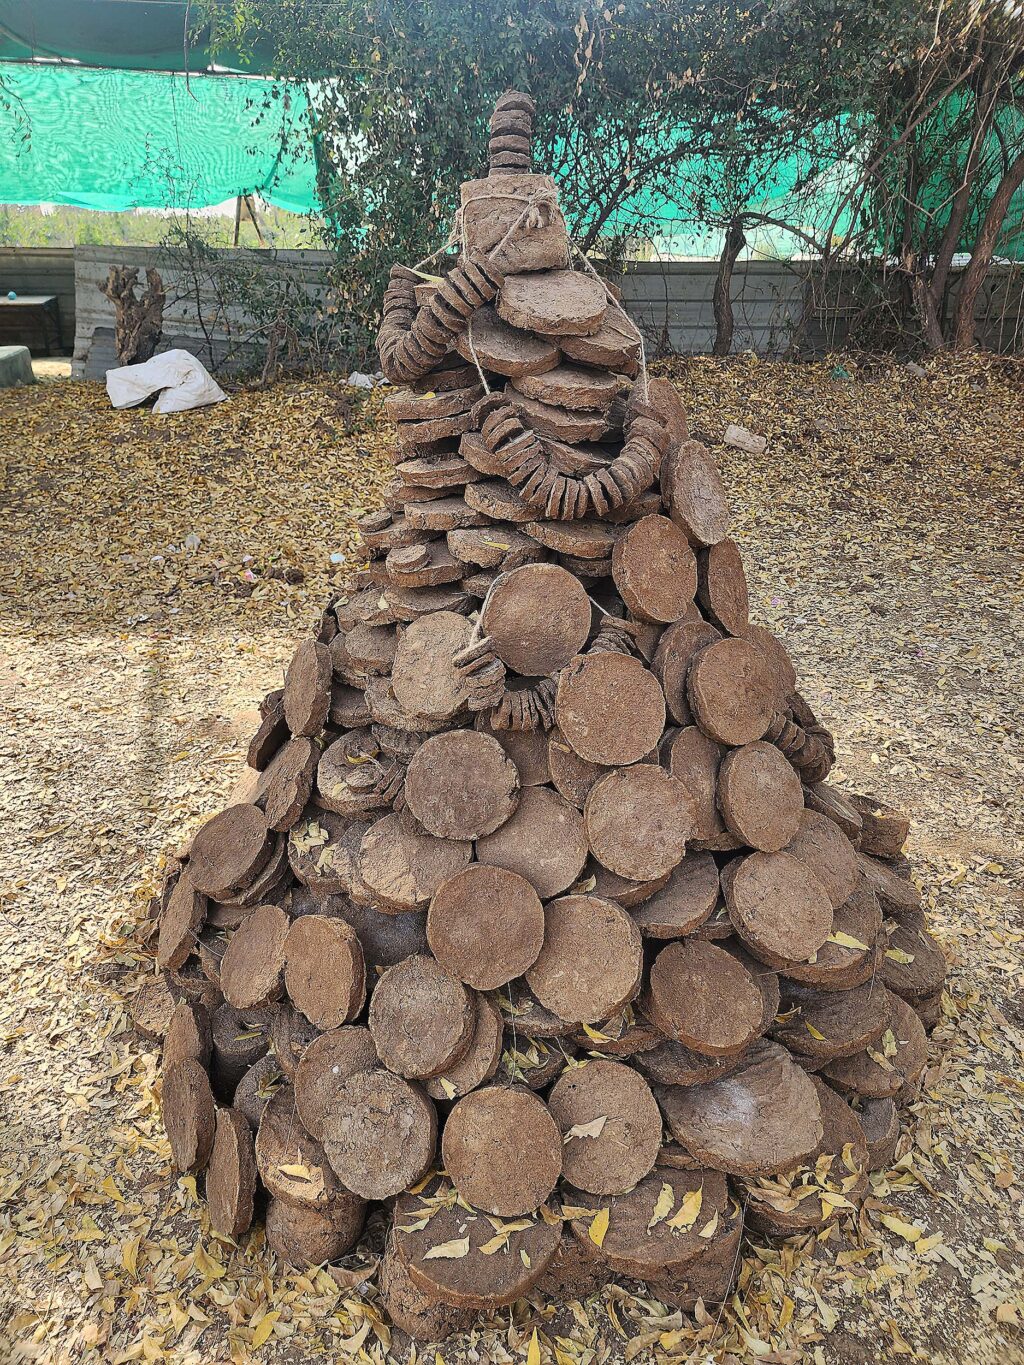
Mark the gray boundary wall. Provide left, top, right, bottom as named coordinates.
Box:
left=3, top=245, right=1021, bottom=375
left=0, top=247, right=76, bottom=347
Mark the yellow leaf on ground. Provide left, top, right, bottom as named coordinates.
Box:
left=527, top=1327, right=541, bottom=1365
left=588, top=1206, right=610, bottom=1248
left=251, top=1312, right=279, bottom=1348
left=881, top=1213, right=925, bottom=1241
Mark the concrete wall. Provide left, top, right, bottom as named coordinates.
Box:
left=0, top=247, right=76, bottom=347
left=45, top=243, right=1024, bottom=378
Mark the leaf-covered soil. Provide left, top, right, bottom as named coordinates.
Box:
left=0, top=354, right=1021, bottom=1364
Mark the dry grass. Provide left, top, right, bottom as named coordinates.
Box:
left=0, top=354, right=1022, bottom=1364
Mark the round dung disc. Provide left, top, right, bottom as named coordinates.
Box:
left=717, top=741, right=804, bottom=851
left=427, top=863, right=545, bottom=989
left=556, top=652, right=666, bottom=766
left=481, top=563, right=591, bottom=676
left=611, top=514, right=698, bottom=623
left=526, top=895, right=643, bottom=1024
left=474, top=785, right=588, bottom=899
left=442, top=1086, right=562, bottom=1216
left=687, top=638, right=775, bottom=745
left=725, top=851, right=833, bottom=967
left=404, top=730, right=521, bottom=840
left=584, top=765, right=695, bottom=881
left=647, top=939, right=764, bottom=1056
left=549, top=1060, right=661, bottom=1195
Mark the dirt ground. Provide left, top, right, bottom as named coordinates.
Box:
left=0, top=354, right=1022, bottom=1365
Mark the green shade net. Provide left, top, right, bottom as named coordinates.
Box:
left=0, top=63, right=319, bottom=211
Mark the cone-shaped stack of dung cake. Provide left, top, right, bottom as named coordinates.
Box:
left=146, top=90, right=947, bottom=1339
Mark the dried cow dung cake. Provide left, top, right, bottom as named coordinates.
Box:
left=657, top=1040, right=824, bottom=1177
left=697, top=539, right=749, bottom=636
left=260, top=738, right=320, bottom=832
left=294, top=1025, right=379, bottom=1140
left=210, top=1002, right=270, bottom=1095
left=425, top=993, right=504, bottom=1100
left=255, top=1084, right=348, bottom=1210
left=783, top=809, right=861, bottom=911
left=496, top=268, right=608, bottom=336
left=475, top=710, right=551, bottom=785
left=822, top=991, right=927, bottom=1099
left=653, top=619, right=722, bottom=726
left=158, top=872, right=207, bottom=971
left=726, top=850, right=833, bottom=967
left=771, top=980, right=892, bottom=1062
left=233, top=1054, right=283, bottom=1132
left=219, top=902, right=290, bottom=1010
left=480, top=563, right=591, bottom=676
left=270, top=1001, right=321, bottom=1079
left=321, top=1068, right=437, bottom=1199
left=287, top=808, right=360, bottom=896
left=394, top=1176, right=561, bottom=1310
left=647, top=939, right=765, bottom=1057
left=881, top=920, right=947, bottom=1004
left=494, top=978, right=576, bottom=1038
left=427, top=864, right=545, bottom=989
left=379, top=1236, right=475, bottom=1342
left=629, top=853, right=720, bottom=938
left=556, top=652, right=666, bottom=766
left=358, top=812, right=472, bottom=911
left=687, top=638, right=774, bottom=746
left=717, top=741, right=804, bottom=851
left=635, top=1038, right=744, bottom=1089
left=206, top=1107, right=257, bottom=1239
left=850, top=792, right=910, bottom=858
left=563, top=1168, right=730, bottom=1279
left=454, top=304, right=561, bottom=376
left=548, top=1060, right=661, bottom=1194
left=283, top=638, right=333, bottom=737
left=163, top=999, right=213, bottom=1072
left=162, top=1058, right=216, bottom=1172
left=284, top=915, right=366, bottom=1029
left=780, top=879, right=880, bottom=989
left=442, top=1085, right=562, bottom=1215
left=611, top=514, right=698, bottom=623
left=858, top=851, right=922, bottom=922
left=390, top=610, right=473, bottom=720
left=368, top=954, right=475, bottom=1078
left=475, top=785, right=589, bottom=899
left=513, top=361, right=621, bottom=412
left=663, top=439, right=730, bottom=547
left=856, top=1095, right=901, bottom=1171
left=547, top=727, right=607, bottom=808
left=404, top=730, right=520, bottom=840
left=265, top=1195, right=365, bottom=1268
left=584, top=765, right=695, bottom=881
left=526, top=895, right=643, bottom=1023
left=665, top=725, right=729, bottom=844
left=187, top=804, right=273, bottom=900
left=804, top=781, right=864, bottom=844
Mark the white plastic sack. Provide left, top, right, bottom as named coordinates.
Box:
left=106, top=348, right=228, bottom=414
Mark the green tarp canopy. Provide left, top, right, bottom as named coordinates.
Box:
left=0, top=0, right=270, bottom=72
left=0, top=63, right=319, bottom=211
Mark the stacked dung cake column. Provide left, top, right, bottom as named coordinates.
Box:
left=149, top=88, right=947, bottom=1340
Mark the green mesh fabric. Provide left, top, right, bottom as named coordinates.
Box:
left=0, top=63, right=319, bottom=211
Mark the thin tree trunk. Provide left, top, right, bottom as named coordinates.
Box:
left=712, top=216, right=746, bottom=357
left=952, top=148, right=1024, bottom=349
